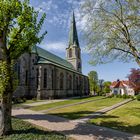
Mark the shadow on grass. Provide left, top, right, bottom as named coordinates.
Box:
left=2, top=118, right=66, bottom=140
left=90, top=115, right=140, bottom=135
left=49, top=111, right=96, bottom=119
left=59, top=121, right=139, bottom=140
left=49, top=111, right=120, bottom=120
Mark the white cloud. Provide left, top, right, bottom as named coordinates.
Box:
left=40, top=41, right=67, bottom=52
left=34, top=0, right=53, bottom=13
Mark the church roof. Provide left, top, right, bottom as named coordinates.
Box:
left=32, top=46, right=83, bottom=75
left=68, top=11, right=79, bottom=47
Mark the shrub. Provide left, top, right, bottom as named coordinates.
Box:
left=107, top=94, right=114, bottom=98
left=136, top=94, right=140, bottom=101
left=32, top=98, right=37, bottom=101
left=22, top=98, right=26, bottom=102
left=122, top=94, right=128, bottom=99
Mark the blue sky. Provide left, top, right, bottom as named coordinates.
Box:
left=30, top=0, right=139, bottom=82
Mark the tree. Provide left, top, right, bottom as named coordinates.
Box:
left=88, top=71, right=98, bottom=94
left=103, top=81, right=111, bottom=93
left=0, top=0, right=47, bottom=135
left=98, top=79, right=104, bottom=93
left=82, top=0, right=140, bottom=66
left=127, top=68, right=140, bottom=93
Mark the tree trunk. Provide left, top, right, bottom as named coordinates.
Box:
left=0, top=92, right=12, bottom=135
left=0, top=59, right=13, bottom=136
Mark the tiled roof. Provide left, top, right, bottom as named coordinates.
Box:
left=111, top=80, right=136, bottom=89
left=31, top=46, right=83, bottom=75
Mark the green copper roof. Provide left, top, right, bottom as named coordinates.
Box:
left=32, top=46, right=75, bottom=70
left=68, top=11, right=79, bottom=47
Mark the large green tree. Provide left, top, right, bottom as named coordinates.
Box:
left=0, top=0, right=47, bottom=135
left=103, top=81, right=111, bottom=93
left=88, top=71, right=98, bottom=94
left=82, top=0, right=140, bottom=66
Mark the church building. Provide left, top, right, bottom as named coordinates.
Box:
left=14, top=12, right=89, bottom=99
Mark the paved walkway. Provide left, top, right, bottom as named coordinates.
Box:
left=75, top=99, right=133, bottom=123
left=12, top=99, right=140, bottom=140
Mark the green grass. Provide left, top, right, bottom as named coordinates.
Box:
left=48, top=98, right=125, bottom=119
left=2, top=118, right=68, bottom=140
left=30, top=96, right=103, bottom=111
left=89, top=100, right=140, bottom=134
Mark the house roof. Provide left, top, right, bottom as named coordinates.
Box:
left=111, top=80, right=136, bottom=89
left=31, top=46, right=83, bottom=75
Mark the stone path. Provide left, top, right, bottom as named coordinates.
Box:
left=12, top=99, right=140, bottom=140
left=75, top=99, right=133, bottom=123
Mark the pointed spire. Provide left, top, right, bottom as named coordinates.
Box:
left=68, top=11, right=79, bottom=47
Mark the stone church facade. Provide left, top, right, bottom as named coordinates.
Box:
left=14, top=12, right=89, bottom=99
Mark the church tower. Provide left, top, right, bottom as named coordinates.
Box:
left=66, top=12, right=82, bottom=73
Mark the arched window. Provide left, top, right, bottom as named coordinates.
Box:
left=36, top=68, right=39, bottom=88
left=52, top=69, right=54, bottom=89
left=76, top=77, right=78, bottom=90
left=69, top=48, right=72, bottom=58
left=60, top=73, right=64, bottom=90
left=44, top=68, right=47, bottom=88
left=69, top=75, right=72, bottom=89
left=25, top=70, right=28, bottom=86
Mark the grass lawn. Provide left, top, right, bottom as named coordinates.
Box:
left=2, top=117, right=68, bottom=140
left=89, top=100, right=140, bottom=134
left=47, top=98, right=125, bottom=119
left=30, top=96, right=103, bottom=111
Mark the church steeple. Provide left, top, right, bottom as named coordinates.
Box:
left=66, top=11, right=82, bottom=73
left=68, top=11, right=79, bottom=47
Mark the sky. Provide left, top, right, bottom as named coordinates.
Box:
left=30, top=0, right=139, bottom=82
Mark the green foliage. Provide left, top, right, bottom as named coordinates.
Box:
left=136, top=94, right=140, bottom=101
left=103, top=81, right=111, bottom=93
left=88, top=71, right=98, bottom=94
left=32, top=97, right=37, bottom=101
left=115, top=94, right=122, bottom=98
left=2, top=118, right=66, bottom=140
left=122, top=94, right=128, bottom=99
left=0, top=0, right=47, bottom=96
left=82, top=0, right=140, bottom=66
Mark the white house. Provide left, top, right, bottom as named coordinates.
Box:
left=110, top=80, right=136, bottom=96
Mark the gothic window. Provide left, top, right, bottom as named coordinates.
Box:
left=25, top=70, right=28, bottom=86
left=76, top=77, right=78, bottom=90
left=69, top=75, right=72, bottom=89
left=60, top=73, right=64, bottom=90
left=36, top=68, right=39, bottom=88
left=17, top=63, right=20, bottom=81
left=69, top=48, right=72, bottom=58
left=44, top=68, right=47, bottom=88
left=52, top=69, right=54, bottom=89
